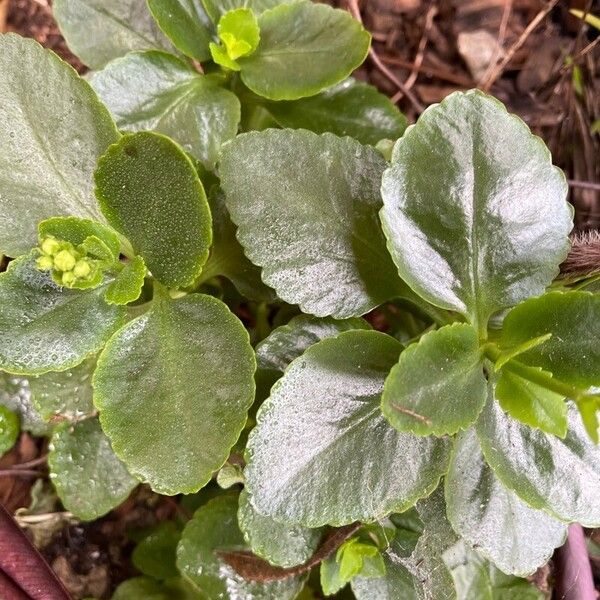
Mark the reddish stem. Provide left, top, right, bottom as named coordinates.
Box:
left=554, top=524, right=596, bottom=600
left=0, top=502, right=70, bottom=600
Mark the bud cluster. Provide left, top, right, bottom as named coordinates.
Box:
left=36, top=235, right=99, bottom=288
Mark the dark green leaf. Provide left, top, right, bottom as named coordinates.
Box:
left=94, top=292, right=255, bottom=495
left=48, top=418, right=137, bottom=520
left=105, top=256, right=147, bottom=305
left=53, top=0, right=175, bottom=69
left=382, top=323, right=487, bottom=436
left=0, top=34, right=120, bottom=257
left=112, top=576, right=199, bottom=600
left=476, top=393, right=600, bottom=526
left=0, top=406, right=19, bottom=455
left=0, top=255, right=126, bottom=375
left=255, top=314, right=370, bottom=373
left=381, top=90, right=572, bottom=333
left=176, top=495, right=305, bottom=599
left=29, top=359, right=96, bottom=421
left=264, top=78, right=408, bottom=145
left=132, top=522, right=181, bottom=580
left=202, top=186, right=274, bottom=301
left=238, top=489, right=322, bottom=568
left=244, top=330, right=450, bottom=527
left=238, top=2, right=370, bottom=100
left=147, top=0, right=213, bottom=61
left=95, top=132, right=212, bottom=288
left=495, top=367, right=568, bottom=437
left=219, top=129, right=404, bottom=318
left=446, top=428, right=566, bottom=576
left=499, top=291, right=600, bottom=389
left=90, top=51, right=240, bottom=168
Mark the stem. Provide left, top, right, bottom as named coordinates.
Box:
left=554, top=524, right=596, bottom=600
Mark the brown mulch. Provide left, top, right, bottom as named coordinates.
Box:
left=0, top=0, right=599, bottom=597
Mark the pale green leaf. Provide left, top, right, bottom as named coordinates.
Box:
left=0, top=34, right=120, bottom=257
left=0, top=373, right=51, bottom=436
left=446, top=428, right=567, bottom=576
left=93, top=292, right=255, bottom=495
left=202, top=0, right=297, bottom=23
left=381, top=90, right=572, bottom=332
left=382, top=323, right=487, bottom=436
left=53, top=0, right=175, bottom=69
left=244, top=330, right=451, bottom=527
left=238, top=2, right=370, bottom=100
left=90, top=52, right=241, bottom=168
left=95, top=132, right=212, bottom=288
left=112, top=576, right=200, bottom=600
left=219, top=129, right=405, bottom=318
left=238, top=489, right=321, bottom=568
left=476, top=393, right=600, bottom=526
left=29, top=358, right=96, bottom=421
left=48, top=418, right=137, bottom=520
left=0, top=406, right=19, bottom=456
left=0, top=255, right=126, bottom=375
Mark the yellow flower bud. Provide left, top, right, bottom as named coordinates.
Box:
left=53, top=250, right=77, bottom=272
left=40, top=237, right=61, bottom=256
left=36, top=255, right=54, bottom=271
left=62, top=271, right=76, bottom=286
left=73, top=260, right=92, bottom=279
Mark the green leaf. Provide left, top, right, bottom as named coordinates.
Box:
left=219, top=129, right=404, bottom=318
left=29, top=359, right=96, bottom=422
left=381, top=90, right=572, bottom=333
left=113, top=576, right=199, bottom=600
left=147, top=0, right=213, bottom=61
left=210, top=42, right=241, bottom=70
left=176, top=495, right=305, bottom=599
left=351, top=535, right=419, bottom=600
left=320, top=555, right=347, bottom=596
left=244, top=330, right=450, bottom=527
left=238, top=2, right=370, bottom=100
left=95, top=132, right=212, bottom=288
left=382, top=323, right=487, bottom=436
left=238, top=489, right=321, bottom=568
left=446, top=428, right=567, bottom=576
left=202, top=0, right=295, bottom=22
left=443, top=542, right=544, bottom=600
left=263, top=78, right=408, bottom=145
left=93, top=292, right=255, bottom=495
left=495, top=367, right=568, bottom=437
left=0, top=373, right=51, bottom=436
left=0, top=255, right=126, bottom=375
left=411, top=489, right=458, bottom=600
left=105, top=256, right=147, bottom=305
left=202, top=186, right=274, bottom=301
left=48, top=418, right=137, bottom=520
left=0, top=34, right=120, bottom=257
left=499, top=291, right=600, bottom=389
left=217, top=8, right=260, bottom=60
left=337, top=538, right=385, bottom=580
left=0, top=406, right=19, bottom=455
left=132, top=522, right=181, bottom=580
left=256, top=314, right=371, bottom=373
left=53, top=0, right=175, bottom=69
left=493, top=334, right=552, bottom=370
left=38, top=217, right=121, bottom=261
left=476, top=393, right=600, bottom=526
left=90, top=51, right=241, bottom=168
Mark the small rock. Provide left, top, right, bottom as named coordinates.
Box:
left=457, top=29, right=505, bottom=83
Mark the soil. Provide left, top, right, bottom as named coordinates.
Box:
left=0, top=0, right=598, bottom=598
